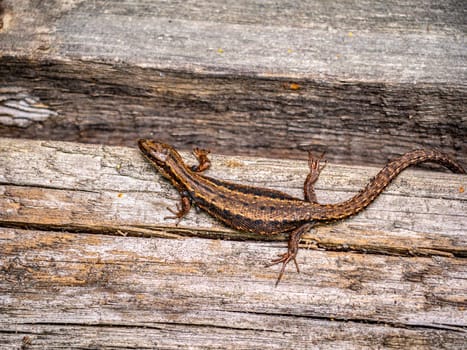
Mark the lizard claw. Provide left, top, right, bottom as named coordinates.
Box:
left=165, top=203, right=180, bottom=217
left=164, top=205, right=183, bottom=225
left=265, top=223, right=312, bottom=286
left=307, top=151, right=327, bottom=175
left=266, top=251, right=300, bottom=286
left=163, top=196, right=192, bottom=225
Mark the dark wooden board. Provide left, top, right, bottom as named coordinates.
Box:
left=0, top=0, right=465, bottom=165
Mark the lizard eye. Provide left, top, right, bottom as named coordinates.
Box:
left=138, top=139, right=174, bottom=165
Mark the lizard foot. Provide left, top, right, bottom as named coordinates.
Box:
left=266, top=251, right=300, bottom=286
left=265, top=223, right=313, bottom=286
left=164, top=196, right=191, bottom=225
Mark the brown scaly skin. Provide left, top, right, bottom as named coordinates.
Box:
left=138, top=139, right=465, bottom=285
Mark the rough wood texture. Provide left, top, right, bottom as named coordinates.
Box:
left=1, top=138, right=466, bottom=349
left=0, top=0, right=465, bottom=165
left=1, top=228, right=466, bottom=349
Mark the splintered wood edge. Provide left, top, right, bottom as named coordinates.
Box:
left=0, top=137, right=466, bottom=258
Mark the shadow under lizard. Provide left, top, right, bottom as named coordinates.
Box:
left=138, top=139, right=465, bottom=285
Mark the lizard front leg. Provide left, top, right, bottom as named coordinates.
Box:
left=166, top=147, right=209, bottom=221
left=191, top=147, right=211, bottom=172
left=165, top=191, right=192, bottom=225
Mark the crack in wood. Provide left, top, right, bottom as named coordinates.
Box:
left=225, top=310, right=467, bottom=333
left=1, top=221, right=465, bottom=259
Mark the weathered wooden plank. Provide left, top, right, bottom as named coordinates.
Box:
left=0, top=138, right=466, bottom=348
left=1, top=228, right=466, bottom=350
left=0, top=137, right=465, bottom=255
left=1, top=0, right=465, bottom=83
left=0, top=0, right=465, bottom=165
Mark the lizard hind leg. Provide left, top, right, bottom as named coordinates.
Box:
left=304, top=151, right=327, bottom=203
left=266, top=223, right=314, bottom=286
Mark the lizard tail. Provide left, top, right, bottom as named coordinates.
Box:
left=314, top=149, right=465, bottom=221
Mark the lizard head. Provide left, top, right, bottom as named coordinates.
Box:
left=138, top=139, right=188, bottom=183
left=138, top=139, right=174, bottom=167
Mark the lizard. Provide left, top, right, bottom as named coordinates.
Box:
left=138, top=139, right=465, bottom=285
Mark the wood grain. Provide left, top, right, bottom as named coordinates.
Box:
left=0, top=0, right=465, bottom=165
left=0, top=138, right=465, bottom=252
left=0, top=138, right=466, bottom=348
left=1, top=228, right=466, bottom=349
